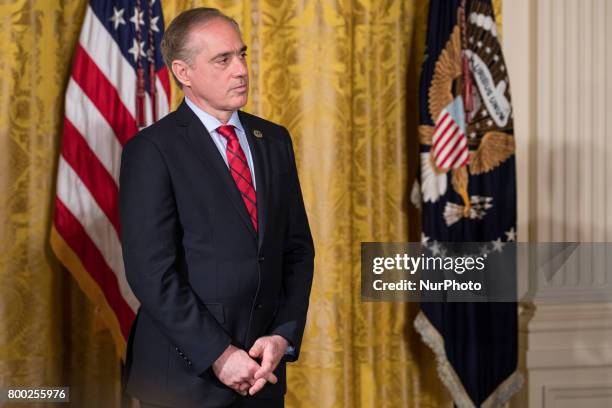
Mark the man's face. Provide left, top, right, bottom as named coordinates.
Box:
left=181, top=18, right=248, bottom=119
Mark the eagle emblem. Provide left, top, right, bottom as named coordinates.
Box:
left=419, top=1, right=514, bottom=223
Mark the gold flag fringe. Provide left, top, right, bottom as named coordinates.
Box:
left=414, top=311, right=524, bottom=408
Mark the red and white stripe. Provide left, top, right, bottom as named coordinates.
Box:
left=52, top=5, right=170, bottom=345
left=431, top=110, right=469, bottom=170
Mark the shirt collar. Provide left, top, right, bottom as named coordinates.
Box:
left=184, top=96, right=245, bottom=135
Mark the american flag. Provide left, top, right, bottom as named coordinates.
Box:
left=50, top=0, right=170, bottom=359
left=431, top=96, right=469, bottom=170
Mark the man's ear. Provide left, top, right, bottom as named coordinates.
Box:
left=171, top=60, right=190, bottom=87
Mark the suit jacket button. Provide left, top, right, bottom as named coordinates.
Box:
left=257, top=304, right=263, bottom=309
left=258, top=256, right=265, bottom=262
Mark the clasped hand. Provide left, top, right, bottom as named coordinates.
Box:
left=212, top=335, right=289, bottom=396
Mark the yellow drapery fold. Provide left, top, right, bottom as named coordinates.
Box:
left=0, top=0, right=501, bottom=406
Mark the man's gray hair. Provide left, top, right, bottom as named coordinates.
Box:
left=160, top=8, right=240, bottom=86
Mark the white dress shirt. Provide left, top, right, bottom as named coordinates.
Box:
left=184, top=96, right=256, bottom=190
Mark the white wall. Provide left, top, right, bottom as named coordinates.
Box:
left=504, top=0, right=612, bottom=406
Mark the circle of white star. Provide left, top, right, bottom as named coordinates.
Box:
left=109, top=7, right=126, bottom=30
left=505, top=228, right=516, bottom=242
left=150, top=16, right=160, bottom=32
left=128, top=39, right=146, bottom=62
left=130, top=7, right=145, bottom=30
left=491, top=238, right=504, bottom=252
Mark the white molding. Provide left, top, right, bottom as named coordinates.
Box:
left=525, top=302, right=612, bottom=406
left=528, top=302, right=612, bottom=330
left=544, top=383, right=612, bottom=408
left=527, top=302, right=612, bottom=366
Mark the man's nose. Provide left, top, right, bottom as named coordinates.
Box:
left=232, top=56, right=248, bottom=77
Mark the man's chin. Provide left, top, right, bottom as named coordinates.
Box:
left=228, top=95, right=248, bottom=110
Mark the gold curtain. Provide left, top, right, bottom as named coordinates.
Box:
left=0, top=1, right=123, bottom=407
left=0, top=0, right=501, bottom=406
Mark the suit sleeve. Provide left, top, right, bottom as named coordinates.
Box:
left=269, top=129, right=315, bottom=361
left=119, top=135, right=231, bottom=375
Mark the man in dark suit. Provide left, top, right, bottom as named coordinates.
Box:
left=119, top=7, right=314, bottom=408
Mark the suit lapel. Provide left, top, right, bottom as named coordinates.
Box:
left=177, top=101, right=257, bottom=241
left=239, top=111, right=268, bottom=249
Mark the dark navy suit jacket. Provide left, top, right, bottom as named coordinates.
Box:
left=119, top=101, right=314, bottom=407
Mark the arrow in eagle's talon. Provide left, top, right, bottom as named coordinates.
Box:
left=459, top=189, right=471, bottom=218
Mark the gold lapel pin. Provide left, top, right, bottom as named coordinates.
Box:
left=254, top=130, right=263, bottom=139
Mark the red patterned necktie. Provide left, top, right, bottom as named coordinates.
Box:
left=217, top=125, right=258, bottom=232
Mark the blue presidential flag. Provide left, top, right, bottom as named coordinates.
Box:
left=414, top=0, right=522, bottom=406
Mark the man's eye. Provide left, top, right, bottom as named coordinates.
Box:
left=240, top=52, right=248, bottom=58
left=217, top=57, right=229, bottom=64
